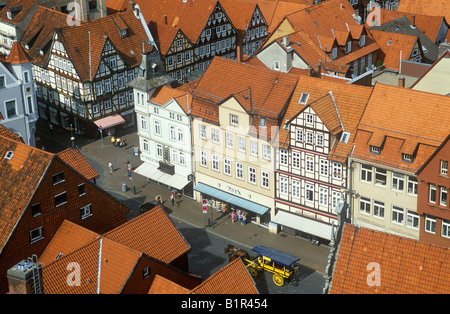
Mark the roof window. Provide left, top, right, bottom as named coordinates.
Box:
left=299, top=93, right=309, bottom=104
left=340, top=132, right=350, bottom=144
left=5, top=151, right=13, bottom=160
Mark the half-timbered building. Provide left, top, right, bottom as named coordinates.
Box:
left=148, top=21, right=194, bottom=83
left=25, top=9, right=163, bottom=138
left=220, top=0, right=269, bottom=58
left=132, top=0, right=239, bottom=74
left=273, top=75, right=373, bottom=242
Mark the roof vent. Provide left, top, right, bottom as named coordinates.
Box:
left=5, top=151, right=13, bottom=160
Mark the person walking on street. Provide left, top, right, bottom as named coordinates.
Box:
left=108, top=162, right=113, bottom=174
left=231, top=210, right=235, bottom=224
left=111, top=136, right=116, bottom=147
left=241, top=214, right=246, bottom=226
left=170, top=191, right=175, bottom=206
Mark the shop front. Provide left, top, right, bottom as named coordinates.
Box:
left=194, top=182, right=271, bottom=226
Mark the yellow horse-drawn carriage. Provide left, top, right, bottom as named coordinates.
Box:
left=225, top=244, right=300, bottom=286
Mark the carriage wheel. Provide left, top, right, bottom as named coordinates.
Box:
left=273, top=274, right=284, bottom=286
left=249, top=268, right=258, bottom=277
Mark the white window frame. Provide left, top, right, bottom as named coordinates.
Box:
left=248, top=166, right=256, bottom=184
left=425, top=215, right=436, bottom=234
left=429, top=184, right=437, bottom=203
left=292, top=180, right=301, bottom=198
left=319, top=187, right=328, bottom=206
left=236, top=162, right=244, bottom=180
left=200, top=124, right=206, bottom=139
left=305, top=182, right=314, bottom=202
left=224, top=158, right=231, bottom=175
left=319, top=159, right=328, bottom=176
left=442, top=220, right=450, bottom=238
left=212, top=129, right=220, bottom=144
left=226, top=133, right=234, bottom=148
left=406, top=210, right=419, bottom=229
left=373, top=200, right=385, bottom=219
left=359, top=196, right=371, bottom=215
left=81, top=204, right=92, bottom=219
left=440, top=187, right=448, bottom=206
left=200, top=150, right=208, bottom=167
left=361, top=164, right=372, bottom=183
left=261, top=171, right=269, bottom=189
left=262, top=144, right=271, bottom=160
left=441, top=160, right=448, bottom=175
left=391, top=205, right=404, bottom=225
left=392, top=172, right=405, bottom=192
left=280, top=149, right=288, bottom=166
left=306, top=155, right=314, bottom=173
left=292, top=151, right=300, bottom=169
left=280, top=176, right=288, bottom=195
left=212, top=154, right=219, bottom=171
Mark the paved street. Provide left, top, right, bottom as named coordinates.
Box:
left=35, top=120, right=329, bottom=294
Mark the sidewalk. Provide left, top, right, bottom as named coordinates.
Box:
left=35, top=120, right=329, bottom=274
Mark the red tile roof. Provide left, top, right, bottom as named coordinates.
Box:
left=5, top=41, right=30, bottom=64
left=397, top=0, right=450, bottom=25
left=0, top=135, right=53, bottom=253
left=57, top=147, right=99, bottom=181
left=369, top=29, right=418, bottom=71
left=53, top=10, right=152, bottom=82
left=189, top=258, right=259, bottom=294
left=0, top=0, right=37, bottom=25
left=104, top=205, right=191, bottom=264
left=330, top=223, right=450, bottom=294
left=279, top=75, right=372, bottom=161
left=148, top=275, right=190, bottom=294
left=352, top=82, right=450, bottom=172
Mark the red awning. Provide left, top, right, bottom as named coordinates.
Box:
left=94, top=114, right=126, bottom=129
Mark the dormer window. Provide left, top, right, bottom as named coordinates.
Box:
left=120, top=29, right=128, bottom=37
left=340, top=132, right=350, bottom=144
left=370, top=145, right=381, bottom=155
left=401, top=153, right=414, bottom=163
left=7, top=11, right=11, bottom=20
left=331, top=47, right=337, bottom=59
left=359, top=34, right=366, bottom=47
left=259, top=117, right=266, bottom=127
left=345, top=41, right=352, bottom=53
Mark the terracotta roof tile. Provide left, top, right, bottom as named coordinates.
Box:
left=352, top=83, right=450, bottom=171
left=57, top=147, right=99, bottom=181
left=104, top=206, right=191, bottom=264
left=39, top=220, right=100, bottom=267
left=0, top=135, right=53, bottom=253
left=0, top=0, right=37, bottom=25
left=281, top=75, right=372, bottom=162
left=189, top=258, right=259, bottom=294
left=369, top=29, right=418, bottom=71
left=330, top=223, right=450, bottom=294
left=397, top=0, right=450, bottom=24
left=5, top=41, right=30, bottom=64
left=148, top=275, right=190, bottom=294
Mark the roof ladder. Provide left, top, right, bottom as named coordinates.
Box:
left=28, top=254, right=43, bottom=294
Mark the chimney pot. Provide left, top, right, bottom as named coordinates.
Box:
left=398, top=77, right=405, bottom=87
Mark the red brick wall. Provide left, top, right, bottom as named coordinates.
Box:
left=417, top=141, right=450, bottom=247
left=1, top=157, right=129, bottom=294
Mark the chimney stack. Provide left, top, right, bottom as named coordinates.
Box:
left=398, top=77, right=405, bottom=88
left=164, top=15, right=167, bottom=25
left=129, top=0, right=135, bottom=10
left=411, top=14, right=416, bottom=27
left=282, top=35, right=290, bottom=47
left=7, top=258, right=43, bottom=294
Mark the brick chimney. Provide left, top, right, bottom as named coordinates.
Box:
left=398, top=77, right=405, bottom=88
left=7, top=259, right=43, bottom=294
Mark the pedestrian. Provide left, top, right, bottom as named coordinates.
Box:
left=111, top=136, right=116, bottom=147
left=170, top=191, right=175, bottom=206
left=48, top=122, right=54, bottom=134
left=231, top=210, right=235, bottom=224
left=116, top=137, right=121, bottom=147
left=108, top=161, right=113, bottom=174
left=237, top=209, right=243, bottom=222
left=241, top=213, right=246, bottom=226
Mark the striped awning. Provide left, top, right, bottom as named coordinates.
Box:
left=194, top=183, right=269, bottom=215
left=272, top=210, right=333, bottom=240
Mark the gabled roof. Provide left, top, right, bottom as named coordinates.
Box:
left=352, top=82, right=450, bottom=172
left=0, top=0, right=37, bottom=26
left=41, top=206, right=196, bottom=294
left=375, top=8, right=448, bottom=44
left=133, top=0, right=228, bottom=44
left=369, top=29, right=419, bottom=71
left=57, top=147, right=99, bottom=181
left=5, top=41, right=30, bottom=64
left=0, top=135, right=53, bottom=254
left=397, top=0, right=450, bottom=24
left=148, top=21, right=190, bottom=56
left=148, top=274, right=190, bottom=294
left=54, top=10, right=153, bottom=82
left=370, top=16, right=438, bottom=63
left=279, top=75, right=372, bottom=161
left=187, top=56, right=298, bottom=119
left=20, top=6, right=87, bottom=67
left=104, top=205, right=191, bottom=264
left=330, top=223, right=450, bottom=294
left=188, top=258, right=259, bottom=294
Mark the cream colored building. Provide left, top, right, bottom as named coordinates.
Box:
left=411, top=50, right=450, bottom=95
left=349, top=158, right=419, bottom=239
left=192, top=95, right=276, bottom=226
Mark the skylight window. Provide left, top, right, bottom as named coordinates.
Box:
left=5, top=151, right=13, bottom=160
left=340, top=132, right=350, bottom=144
left=299, top=93, right=309, bottom=104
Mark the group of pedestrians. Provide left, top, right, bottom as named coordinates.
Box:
left=231, top=208, right=247, bottom=226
